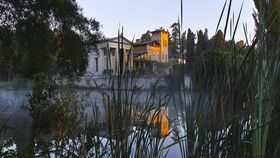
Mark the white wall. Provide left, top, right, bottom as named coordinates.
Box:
left=86, top=38, right=133, bottom=76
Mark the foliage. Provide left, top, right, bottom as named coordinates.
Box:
left=173, top=0, right=280, bottom=157
left=0, top=27, right=14, bottom=80
left=6, top=31, right=174, bottom=157
left=196, top=29, right=209, bottom=54
left=184, top=28, right=196, bottom=72
left=253, top=0, right=280, bottom=51
left=134, top=59, right=170, bottom=76
left=22, top=73, right=85, bottom=157
left=15, top=19, right=56, bottom=78
left=209, top=29, right=225, bottom=50
left=0, top=0, right=102, bottom=79
left=140, top=30, right=152, bottom=41
left=186, top=29, right=196, bottom=55
left=253, top=0, right=280, bottom=155
left=2, top=0, right=280, bottom=157
left=169, top=22, right=181, bottom=57
left=18, top=74, right=172, bottom=157
left=23, top=73, right=58, bottom=134
left=57, top=28, right=87, bottom=77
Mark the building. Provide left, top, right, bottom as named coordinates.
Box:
left=147, top=107, right=169, bottom=137
left=86, top=36, right=133, bottom=76
left=133, top=29, right=169, bottom=63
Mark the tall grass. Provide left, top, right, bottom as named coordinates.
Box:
left=1, top=0, right=279, bottom=157
left=173, top=0, right=280, bottom=157
left=0, top=28, right=174, bottom=158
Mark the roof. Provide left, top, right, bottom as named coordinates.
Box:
left=98, top=36, right=132, bottom=44
left=150, top=29, right=168, bottom=34
left=133, top=51, right=147, bottom=58
left=108, top=36, right=132, bottom=44
left=133, top=40, right=160, bottom=46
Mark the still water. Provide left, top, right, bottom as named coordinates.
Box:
left=0, top=77, right=190, bottom=157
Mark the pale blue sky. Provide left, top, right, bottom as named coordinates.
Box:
left=77, top=0, right=256, bottom=42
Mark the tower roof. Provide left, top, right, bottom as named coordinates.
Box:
left=150, top=29, right=168, bottom=34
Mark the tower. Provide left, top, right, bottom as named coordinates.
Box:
left=151, top=29, right=169, bottom=62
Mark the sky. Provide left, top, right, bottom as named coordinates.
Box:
left=76, top=0, right=256, bottom=42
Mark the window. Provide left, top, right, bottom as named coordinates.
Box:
left=95, top=58, right=98, bottom=72
left=163, top=40, right=167, bottom=47
left=103, top=48, right=107, bottom=56
left=110, top=48, right=116, bottom=56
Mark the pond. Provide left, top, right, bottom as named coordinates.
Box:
left=0, top=76, right=191, bottom=157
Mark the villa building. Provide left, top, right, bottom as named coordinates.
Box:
left=86, top=36, right=133, bottom=76
left=86, top=29, right=169, bottom=76
left=133, top=29, right=169, bottom=63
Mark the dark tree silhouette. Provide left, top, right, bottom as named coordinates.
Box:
left=196, top=29, right=209, bottom=54
left=0, top=0, right=102, bottom=78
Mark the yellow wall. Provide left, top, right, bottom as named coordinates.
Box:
left=160, top=31, right=169, bottom=62
left=147, top=107, right=169, bottom=137
left=134, top=44, right=161, bottom=61
left=133, top=30, right=169, bottom=63
left=133, top=45, right=147, bottom=52
left=147, top=46, right=160, bottom=61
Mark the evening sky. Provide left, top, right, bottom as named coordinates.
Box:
left=77, top=0, right=255, bottom=42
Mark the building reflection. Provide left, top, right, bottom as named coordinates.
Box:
left=147, top=107, right=169, bottom=137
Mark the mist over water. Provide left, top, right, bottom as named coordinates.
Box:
left=0, top=76, right=190, bottom=157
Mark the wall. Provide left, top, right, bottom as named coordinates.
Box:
left=160, top=31, right=169, bottom=63
left=86, top=38, right=133, bottom=76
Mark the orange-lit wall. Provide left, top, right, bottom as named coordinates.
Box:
left=147, top=107, right=169, bottom=137
left=133, top=30, right=169, bottom=63
left=159, top=31, right=169, bottom=62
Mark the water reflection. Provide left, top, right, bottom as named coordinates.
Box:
left=0, top=79, right=189, bottom=157
left=147, top=107, right=169, bottom=137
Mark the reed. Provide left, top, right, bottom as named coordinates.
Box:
left=173, top=0, right=280, bottom=157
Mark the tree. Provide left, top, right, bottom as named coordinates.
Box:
left=186, top=28, right=196, bottom=55
left=169, top=22, right=180, bottom=57
left=15, top=19, right=56, bottom=78
left=196, top=29, right=209, bottom=54
left=140, top=30, right=151, bottom=41
left=203, top=29, right=209, bottom=44
left=253, top=0, right=280, bottom=51
left=57, top=28, right=88, bottom=76
left=196, top=30, right=204, bottom=54
left=235, top=40, right=245, bottom=50
left=181, top=31, right=187, bottom=52
left=0, top=0, right=101, bottom=78
left=0, top=27, right=14, bottom=80
left=209, top=29, right=225, bottom=50
left=22, top=73, right=84, bottom=157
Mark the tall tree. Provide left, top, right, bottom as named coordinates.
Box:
left=253, top=0, right=280, bottom=51
left=235, top=40, right=245, bottom=50
left=186, top=28, right=196, bottom=55
left=169, top=22, right=180, bottom=56
left=181, top=31, right=187, bottom=52
left=196, top=30, right=208, bottom=54
left=0, top=27, right=14, bottom=80
left=204, top=28, right=209, bottom=44
left=196, top=30, right=204, bottom=53
left=57, top=28, right=88, bottom=76
left=0, top=0, right=101, bottom=78
left=140, top=30, right=151, bottom=41
left=15, top=19, right=56, bottom=78
left=209, top=29, right=225, bottom=50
